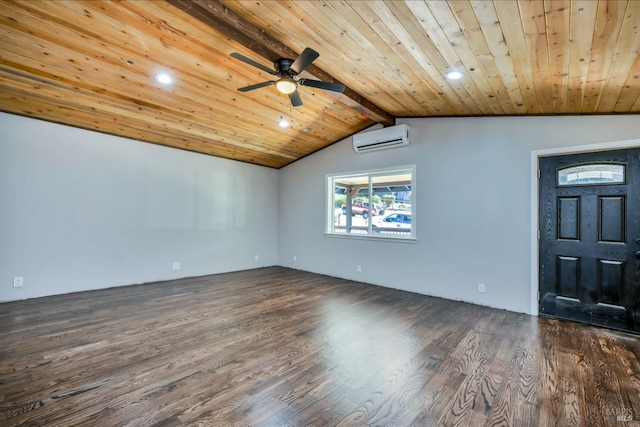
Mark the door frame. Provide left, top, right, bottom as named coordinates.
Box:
left=530, top=138, right=640, bottom=316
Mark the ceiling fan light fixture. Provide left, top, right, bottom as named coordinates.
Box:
left=275, top=78, right=297, bottom=94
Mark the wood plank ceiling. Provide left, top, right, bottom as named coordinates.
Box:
left=1, top=1, right=639, bottom=168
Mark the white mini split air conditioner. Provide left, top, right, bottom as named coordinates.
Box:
left=353, top=124, right=410, bottom=153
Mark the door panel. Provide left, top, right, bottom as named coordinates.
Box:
left=557, top=256, right=579, bottom=299
left=539, top=148, right=640, bottom=333
left=599, top=196, right=625, bottom=242
left=598, top=259, right=624, bottom=306
left=558, top=197, right=580, bottom=240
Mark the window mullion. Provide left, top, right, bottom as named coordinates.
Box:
left=367, top=177, right=373, bottom=233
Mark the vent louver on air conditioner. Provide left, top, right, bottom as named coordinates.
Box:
left=353, top=124, right=410, bottom=153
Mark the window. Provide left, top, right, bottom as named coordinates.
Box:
left=557, top=163, right=625, bottom=186
left=326, top=166, right=415, bottom=240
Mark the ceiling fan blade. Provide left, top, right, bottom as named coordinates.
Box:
left=237, top=81, right=275, bottom=92
left=289, top=91, right=303, bottom=107
left=230, top=52, right=276, bottom=75
left=290, top=47, right=319, bottom=74
left=298, top=78, right=345, bottom=93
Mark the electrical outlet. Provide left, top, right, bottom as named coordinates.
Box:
left=478, top=283, right=485, bottom=293
left=13, top=277, right=23, bottom=288
left=293, top=255, right=297, bottom=262
left=357, top=265, right=362, bottom=273
left=254, top=255, right=259, bottom=261
left=172, top=262, right=181, bottom=270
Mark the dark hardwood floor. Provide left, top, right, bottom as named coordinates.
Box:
left=1, top=267, right=639, bottom=426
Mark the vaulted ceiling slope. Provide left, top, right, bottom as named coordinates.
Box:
left=1, top=1, right=639, bottom=168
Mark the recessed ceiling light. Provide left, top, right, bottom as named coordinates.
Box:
left=445, top=70, right=464, bottom=80
left=278, top=117, right=290, bottom=128
left=154, top=72, right=174, bottom=85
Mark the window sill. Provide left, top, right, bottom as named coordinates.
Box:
left=324, top=232, right=417, bottom=244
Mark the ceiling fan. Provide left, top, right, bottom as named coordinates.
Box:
left=230, top=47, right=346, bottom=107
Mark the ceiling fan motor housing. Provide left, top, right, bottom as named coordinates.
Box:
left=274, top=58, right=296, bottom=77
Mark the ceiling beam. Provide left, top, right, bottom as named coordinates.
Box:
left=166, top=0, right=395, bottom=126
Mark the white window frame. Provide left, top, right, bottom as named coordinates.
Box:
left=325, top=165, right=416, bottom=242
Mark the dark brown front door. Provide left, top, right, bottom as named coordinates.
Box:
left=539, top=148, right=640, bottom=333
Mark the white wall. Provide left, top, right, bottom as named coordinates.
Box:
left=0, top=113, right=278, bottom=301
left=4, top=113, right=639, bottom=311
left=277, top=115, right=640, bottom=314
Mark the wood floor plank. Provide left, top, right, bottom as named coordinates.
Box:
left=1, top=267, right=640, bottom=426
